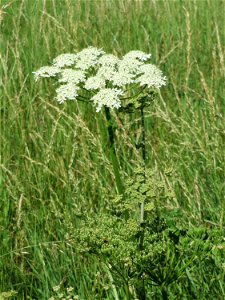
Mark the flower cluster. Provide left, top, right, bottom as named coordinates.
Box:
left=33, top=47, right=166, bottom=111
left=33, top=66, right=61, bottom=81
left=55, top=83, right=79, bottom=104
left=91, top=88, right=124, bottom=112
left=136, top=64, right=167, bottom=88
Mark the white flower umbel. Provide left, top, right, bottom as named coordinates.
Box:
left=91, top=88, right=123, bottom=112
left=96, top=54, right=119, bottom=82
left=136, top=64, right=167, bottom=88
left=33, top=66, right=61, bottom=81
left=75, top=46, right=105, bottom=70
left=59, top=69, right=86, bottom=84
left=53, top=53, right=77, bottom=68
left=111, top=58, right=141, bottom=87
left=84, top=75, right=105, bottom=90
left=56, top=83, right=79, bottom=104
left=123, top=50, right=151, bottom=61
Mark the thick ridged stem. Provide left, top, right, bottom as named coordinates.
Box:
left=140, top=102, right=146, bottom=223
left=104, top=107, right=124, bottom=195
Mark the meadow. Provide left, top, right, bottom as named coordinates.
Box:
left=0, top=0, right=224, bottom=299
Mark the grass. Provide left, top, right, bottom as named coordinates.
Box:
left=0, top=0, right=224, bottom=299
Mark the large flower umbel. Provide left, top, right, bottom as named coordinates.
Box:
left=33, top=47, right=166, bottom=111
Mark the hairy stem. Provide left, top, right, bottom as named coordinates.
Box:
left=104, top=107, right=124, bottom=195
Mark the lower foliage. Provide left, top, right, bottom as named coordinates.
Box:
left=74, top=168, right=225, bottom=299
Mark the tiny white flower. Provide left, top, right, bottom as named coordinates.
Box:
left=136, top=64, right=167, bottom=88
left=56, top=83, right=79, bottom=104
left=33, top=66, right=61, bottom=81
left=98, top=54, right=120, bottom=67
left=119, top=57, right=143, bottom=74
left=97, top=65, right=116, bottom=81
left=59, top=69, right=86, bottom=84
left=67, top=287, right=74, bottom=293
left=75, top=46, right=105, bottom=70
left=123, top=50, right=151, bottom=61
left=91, top=88, right=123, bottom=112
left=53, top=285, right=61, bottom=292
left=84, top=75, right=105, bottom=90
left=53, top=53, right=77, bottom=68
left=111, top=70, right=135, bottom=87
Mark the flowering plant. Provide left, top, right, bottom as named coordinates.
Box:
left=33, top=47, right=166, bottom=112
left=34, top=48, right=169, bottom=299
left=33, top=48, right=225, bottom=300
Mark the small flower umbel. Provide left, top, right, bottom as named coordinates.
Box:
left=92, top=88, right=124, bottom=112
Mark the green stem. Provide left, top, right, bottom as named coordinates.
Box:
left=104, top=107, right=124, bottom=195
left=161, top=286, right=168, bottom=300
left=135, top=278, right=146, bottom=300
left=140, top=102, right=146, bottom=222
left=104, top=263, right=119, bottom=300
left=136, top=100, right=147, bottom=300
left=138, top=100, right=146, bottom=251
